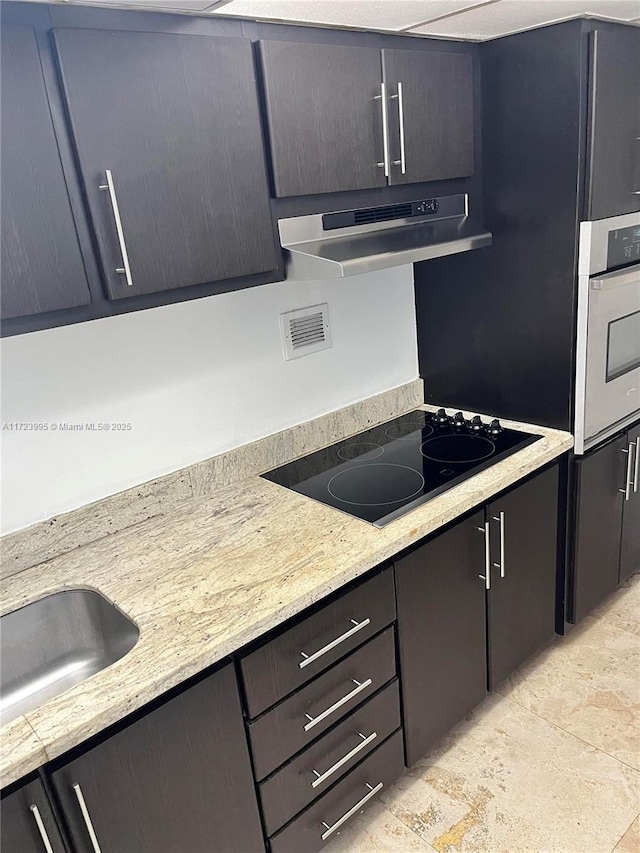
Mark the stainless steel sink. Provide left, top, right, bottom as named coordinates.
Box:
left=1, top=589, right=139, bottom=724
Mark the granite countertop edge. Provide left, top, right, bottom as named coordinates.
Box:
left=0, top=406, right=573, bottom=787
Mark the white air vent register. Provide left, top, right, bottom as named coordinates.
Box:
left=280, top=303, right=331, bottom=361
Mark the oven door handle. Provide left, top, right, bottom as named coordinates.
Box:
left=590, top=265, right=640, bottom=291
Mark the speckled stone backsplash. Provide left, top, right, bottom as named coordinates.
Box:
left=1, top=380, right=423, bottom=579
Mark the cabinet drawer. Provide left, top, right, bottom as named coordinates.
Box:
left=248, top=628, right=396, bottom=781
left=260, top=679, right=401, bottom=835
left=269, top=729, right=404, bottom=853
left=241, top=567, right=395, bottom=718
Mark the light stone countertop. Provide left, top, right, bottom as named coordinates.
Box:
left=0, top=406, right=573, bottom=787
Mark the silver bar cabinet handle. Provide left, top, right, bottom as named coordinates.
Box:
left=311, top=731, right=378, bottom=789
left=634, top=437, right=639, bottom=494
left=72, top=783, right=102, bottom=853
left=321, top=781, right=383, bottom=841
left=98, top=170, right=134, bottom=287
left=492, top=511, right=506, bottom=578
left=374, top=83, right=391, bottom=177
left=478, top=521, right=491, bottom=590
left=620, top=444, right=634, bottom=501
left=29, top=805, right=54, bottom=853
left=299, top=618, right=371, bottom=669
left=396, top=82, right=406, bottom=174
left=304, top=678, right=372, bottom=732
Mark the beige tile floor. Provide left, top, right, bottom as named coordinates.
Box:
left=326, top=573, right=640, bottom=853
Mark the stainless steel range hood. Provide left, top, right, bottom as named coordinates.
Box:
left=278, top=194, right=491, bottom=280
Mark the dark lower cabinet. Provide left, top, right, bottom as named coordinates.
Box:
left=572, top=434, right=627, bottom=623
left=1, top=776, right=66, bottom=853
left=1, top=25, right=91, bottom=320
left=49, top=663, right=264, bottom=853
left=620, top=423, right=640, bottom=583
left=53, top=27, right=277, bottom=300
left=486, top=465, right=558, bottom=689
left=395, top=509, right=487, bottom=767
left=396, top=464, right=559, bottom=765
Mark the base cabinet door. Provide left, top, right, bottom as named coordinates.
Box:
left=1, top=777, right=66, bottom=853
left=395, top=509, right=487, bottom=767
left=53, top=28, right=277, bottom=300
left=487, top=465, right=558, bottom=689
left=572, top=435, right=627, bottom=623
left=620, top=424, right=640, bottom=583
left=49, top=663, right=264, bottom=853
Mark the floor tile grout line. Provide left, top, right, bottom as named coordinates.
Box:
left=610, top=808, right=640, bottom=853
left=378, top=800, right=439, bottom=851
left=497, top=692, right=640, bottom=774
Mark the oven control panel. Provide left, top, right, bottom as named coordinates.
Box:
left=607, top=224, right=640, bottom=268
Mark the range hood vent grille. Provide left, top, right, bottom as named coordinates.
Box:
left=354, top=203, right=413, bottom=227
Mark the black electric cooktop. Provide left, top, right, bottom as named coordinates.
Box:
left=262, top=409, right=542, bottom=527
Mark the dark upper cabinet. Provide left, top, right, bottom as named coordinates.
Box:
left=381, top=49, right=474, bottom=185
left=259, top=40, right=474, bottom=197
left=53, top=28, right=278, bottom=300
left=572, top=434, right=627, bottom=623
left=1, top=25, right=91, bottom=321
left=587, top=27, right=640, bottom=220
left=620, top=422, right=640, bottom=584
left=486, top=465, right=558, bottom=689
left=258, top=41, right=386, bottom=197
left=395, top=509, right=487, bottom=767
left=49, top=663, right=264, bottom=853
left=1, top=777, right=66, bottom=853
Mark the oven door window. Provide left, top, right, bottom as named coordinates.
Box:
left=607, top=310, right=640, bottom=382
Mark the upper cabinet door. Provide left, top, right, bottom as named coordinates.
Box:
left=259, top=41, right=387, bottom=197
left=381, top=49, right=474, bottom=186
left=1, top=25, right=91, bottom=320
left=587, top=27, right=640, bottom=220
left=53, top=28, right=278, bottom=300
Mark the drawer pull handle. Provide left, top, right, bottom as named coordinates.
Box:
left=312, top=731, right=378, bottom=788
left=29, top=805, right=54, bottom=853
left=320, top=781, right=384, bottom=840
left=72, top=783, right=102, bottom=853
left=299, top=618, right=371, bottom=669
left=304, top=678, right=373, bottom=732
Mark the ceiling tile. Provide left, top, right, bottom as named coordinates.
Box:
left=210, top=0, right=491, bottom=31
left=410, top=0, right=640, bottom=39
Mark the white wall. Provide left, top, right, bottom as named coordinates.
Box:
left=1, top=266, right=418, bottom=534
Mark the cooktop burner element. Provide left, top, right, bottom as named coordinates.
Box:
left=262, top=408, right=541, bottom=527
left=421, top=434, right=495, bottom=464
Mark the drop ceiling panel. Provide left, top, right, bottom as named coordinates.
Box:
left=410, top=0, right=640, bottom=39
left=210, top=0, right=491, bottom=31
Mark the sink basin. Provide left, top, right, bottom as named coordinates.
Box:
left=1, top=589, right=139, bottom=725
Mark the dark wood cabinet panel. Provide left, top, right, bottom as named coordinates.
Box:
left=587, top=27, right=640, bottom=220
left=49, top=663, right=264, bottom=853
left=259, top=40, right=386, bottom=197
left=241, top=567, right=395, bottom=718
left=572, top=435, right=626, bottom=623
left=53, top=28, right=277, bottom=300
left=247, top=628, right=396, bottom=782
left=620, top=423, right=640, bottom=583
left=487, top=466, right=558, bottom=689
left=269, top=730, right=404, bottom=853
left=394, top=509, right=487, bottom=767
left=259, top=679, right=401, bottom=836
left=1, top=25, right=91, bottom=321
left=1, top=777, right=66, bottom=853
left=381, top=48, right=474, bottom=185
